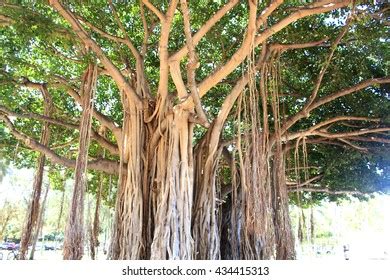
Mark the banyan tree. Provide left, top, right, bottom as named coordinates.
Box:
left=0, top=0, right=389, bottom=260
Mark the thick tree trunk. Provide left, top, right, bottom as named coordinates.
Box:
left=63, top=64, right=97, bottom=260
left=236, top=137, right=275, bottom=260
left=109, top=99, right=146, bottom=259
left=19, top=85, right=52, bottom=260
left=149, top=108, right=194, bottom=259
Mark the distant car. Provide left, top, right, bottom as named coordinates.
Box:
left=44, top=245, right=55, bottom=251
left=2, top=242, right=17, bottom=250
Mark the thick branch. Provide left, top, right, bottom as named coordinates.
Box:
left=198, top=1, right=349, bottom=97
left=282, top=77, right=390, bottom=134
left=0, top=115, right=119, bottom=174
left=142, top=0, right=165, bottom=21
left=180, top=0, right=209, bottom=127
left=0, top=105, right=119, bottom=155
left=284, top=116, right=381, bottom=141
left=19, top=77, right=120, bottom=140
left=197, top=0, right=258, bottom=97
left=49, top=0, right=142, bottom=108
left=169, top=0, right=240, bottom=62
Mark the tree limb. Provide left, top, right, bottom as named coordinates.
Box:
left=169, top=0, right=240, bottom=63
left=284, top=116, right=381, bottom=141
left=286, top=174, right=323, bottom=188
left=0, top=114, right=119, bottom=174
left=198, top=0, right=350, bottom=98
left=281, top=76, right=390, bottom=134
left=0, top=105, right=119, bottom=155
left=287, top=186, right=365, bottom=195
left=49, top=0, right=143, bottom=108
left=21, top=77, right=121, bottom=140
left=141, top=0, right=165, bottom=21
left=179, top=0, right=209, bottom=127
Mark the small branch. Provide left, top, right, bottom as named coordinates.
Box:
left=306, top=14, right=354, bottom=110
left=271, top=37, right=329, bottom=53
left=338, top=138, right=368, bottom=152
left=283, top=137, right=358, bottom=153
left=48, top=45, right=82, bottom=63
left=345, top=136, right=390, bottom=144
left=284, top=116, right=381, bottom=141
left=141, top=0, right=165, bottom=21
left=287, top=174, right=323, bottom=188
left=312, top=77, right=390, bottom=110
left=314, top=127, right=390, bottom=139
left=51, top=138, right=78, bottom=150
left=139, top=0, right=149, bottom=56
left=288, top=186, right=365, bottom=196
left=108, top=0, right=142, bottom=61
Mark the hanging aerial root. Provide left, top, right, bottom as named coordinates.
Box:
left=63, top=63, right=98, bottom=260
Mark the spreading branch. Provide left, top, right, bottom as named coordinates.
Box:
left=0, top=114, right=119, bottom=174
left=281, top=76, right=390, bottom=134
left=284, top=116, right=382, bottom=141
left=49, top=0, right=143, bottom=108
left=287, top=174, right=323, bottom=188
left=20, top=77, right=121, bottom=140
left=0, top=105, right=119, bottom=155
left=288, top=186, right=365, bottom=196
left=198, top=0, right=350, bottom=97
